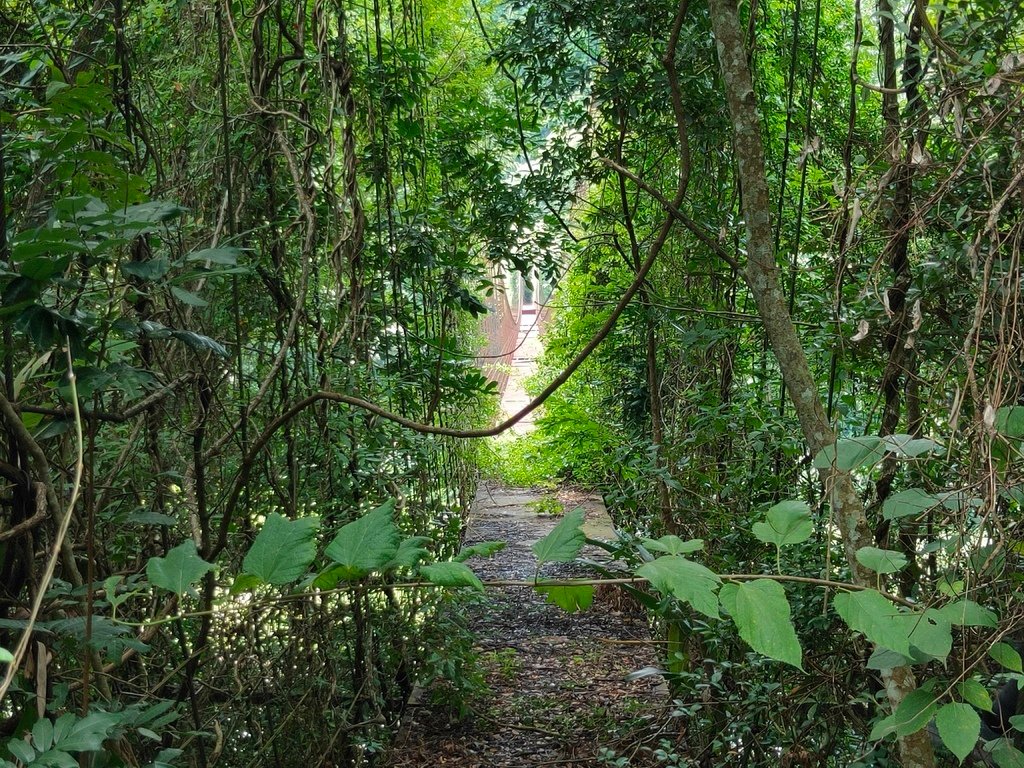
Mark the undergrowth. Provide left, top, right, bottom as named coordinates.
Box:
left=477, top=433, right=562, bottom=488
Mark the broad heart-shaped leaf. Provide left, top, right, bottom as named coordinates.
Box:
left=230, top=573, right=262, bottom=595
left=883, top=434, right=944, bottom=458
left=833, top=589, right=911, bottom=657
left=536, top=583, right=594, bottom=613
left=420, top=562, right=484, bottom=592
left=908, top=610, right=953, bottom=662
left=641, top=535, right=704, bottom=555
left=996, top=406, right=1024, bottom=439
left=993, top=407, right=1024, bottom=468
left=990, top=741, right=1024, bottom=768
left=0, top=646, right=12, bottom=663
left=242, top=513, right=320, bottom=585
left=958, top=678, right=993, bottom=713
left=533, top=506, right=586, bottom=565
left=386, top=536, right=432, bottom=569
left=856, top=546, right=909, bottom=574
left=719, top=580, right=802, bottom=670
left=120, top=257, right=170, bottom=281
left=325, top=501, right=400, bottom=579
left=990, top=642, right=1024, bottom=673
left=894, top=687, right=940, bottom=737
left=751, top=500, right=812, bottom=549
left=813, top=435, right=887, bottom=471
left=866, top=647, right=912, bottom=670
left=456, top=540, right=507, bottom=562
left=146, top=541, right=214, bottom=597
left=935, top=599, right=998, bottom=628
left=310, top=564, right=346, bottom=591
left=636, top=555, right=721, bottom=619
left=883, top=488, right=944, bottom=521
left=936, top=703, right=981, bottom=763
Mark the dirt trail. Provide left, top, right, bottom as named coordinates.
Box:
left=388, top=484, right=668, bottom=767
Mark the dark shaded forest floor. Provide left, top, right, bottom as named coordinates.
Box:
left=387, top=485, right=672, bottom=767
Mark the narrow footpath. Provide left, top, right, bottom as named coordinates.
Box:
left=388, top=483, right=668, bottom=767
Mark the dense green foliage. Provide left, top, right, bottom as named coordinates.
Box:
left=0, top=0, right=527, bottom=764
left=514, top=0, right=1024, bottom=763
left=2, top=0, right=1024, bottom=766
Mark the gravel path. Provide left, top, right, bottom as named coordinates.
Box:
left=388, top=484, right=669, bottom=767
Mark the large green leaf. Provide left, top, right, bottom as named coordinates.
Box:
left=856, top=546, right=909, bottom=574
left=146, top=541, right=214, bottom=597
left=169, top=285, right=208, bottom=307
left=893, top=687, right=939, bottom=736
left=387, top=536, right=432, bottom=569
left=52, top=710, right=121, bottom=751
left=420, top=562, right=484, bottom=592
left=7, top=736, right=36, bottom=764
left=908, top=610, right=952, bottom=662
left=871, top=686, right=941, bottom=742
left=242, top=513, right=320, bottom=585
left=996, top=406, right=1024, bottom=439
left=958, top=679, right=993, bottom=713
left=882, top=434, right=943, bottom=457
left=533, top=506, right=586, bottom=565
left=936, top=703, right=981, bottom=763
left=536, top=583, right=594, bottom=613
left=882, top=488, right=943, bottom=520
left=325, top=501, right=400, bottom=579
left=456, top=540, right=507, bottom=562
left=990, top=642, right=1023, bottom=673
left=991, top=741, right=1024, bottom=768
left=641, top=535, right=704, bottom=555
left=719, top=580, right=802, bottom=670
left=994, top=406, right=1024, bottom=467
left=636, top=556, right=720, bottom=619
left=812, top=436, right=887, bottom=471
left=866, top=647, right=912, bottom=669
left=936, top=599, right=998, bottom=628
left=32, top=717, right=54, bottom=751
left=751, top=500, right=812, bottom=549
left=833, top=589, right=910, bottom=656
left=186, top=246, right=241, bottom=265
left=120, top=257, right=170, bottom=281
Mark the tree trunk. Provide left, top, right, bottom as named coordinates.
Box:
left=705, top=0, right=935, bottom=764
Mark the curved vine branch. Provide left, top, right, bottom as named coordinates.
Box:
left=207, top=123, right=693, bottom=558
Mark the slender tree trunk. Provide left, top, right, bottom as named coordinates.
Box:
left=870, top=0, right=927, bottom=600
left=645, top=322, right=676, bottom=533
left=705, top=0, right=935, bottom=764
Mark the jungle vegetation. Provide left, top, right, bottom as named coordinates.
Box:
left=1, top=0, right=1024, bottom=766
